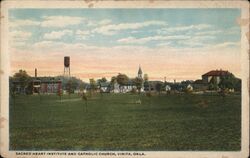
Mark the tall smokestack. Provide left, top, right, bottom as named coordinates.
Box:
left=35, top=68, right=37, bottom=78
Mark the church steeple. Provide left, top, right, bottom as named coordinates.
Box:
left=138, top=65, right=142, bottom=78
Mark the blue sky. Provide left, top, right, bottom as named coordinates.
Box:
left=9, top=9, right=240, bottom=48
left=9, top=9, right=241, bottom=81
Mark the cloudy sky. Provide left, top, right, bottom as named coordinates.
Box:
left=9, top=9, right=241, bottom=82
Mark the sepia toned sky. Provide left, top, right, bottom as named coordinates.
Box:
left=9, top=9, right=241, bottom=82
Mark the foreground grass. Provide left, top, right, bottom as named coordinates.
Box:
left=9, top=93, right=241, bottom=151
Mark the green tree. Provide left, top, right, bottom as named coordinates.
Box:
left=97, top=77, right=108, bottom=88
left=79, top=83, right=85, bottom=92
left=66, top=79, right=73, bottom=94
left=133, top=77, right=143, bottom=93
left=71, top=79, right=79, bottom=91
left=98, top=77, right=107, bottom=83
left=12, top=69, right=31, bottom=94
left=144, top=81, right=149, bottom=91
left=110, top=76, right=117, bottom=91
left=111, top=76, right=117, bottom=84
left=143, top=74, right=150, bottom=91
left=65, top=78, right=79, bottom=94
left=89, top=78, right=97, bottom=92
left=234, top=78, right=241, bottom=92
left=219, top=73, right=240, bottom=91
left=208, top=77, right=219, bottom=90
left=55, top=76, right=85, bottom=91
left=116, top=73, right=129, bottom=92
left=155, top=82, right=163, bottom=95
left=9, top=77, right=17, bottom=104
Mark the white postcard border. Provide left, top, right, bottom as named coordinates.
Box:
left=0, top=1, right=249, bottom=158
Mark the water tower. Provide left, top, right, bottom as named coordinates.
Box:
left=64, top=56, right=70, bottom=77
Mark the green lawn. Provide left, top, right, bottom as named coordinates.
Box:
left=9, top=93, right=241, bottom=151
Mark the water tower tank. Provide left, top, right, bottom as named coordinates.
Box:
left=64, top=56, right=70, bottom=67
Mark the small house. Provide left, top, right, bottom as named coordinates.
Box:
left=99, top=82, right=111, bottom=93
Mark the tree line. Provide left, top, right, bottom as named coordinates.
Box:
left=9, top=69, right=241, bottom=95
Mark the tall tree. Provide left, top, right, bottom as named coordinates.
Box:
left=110, top=76, right=117, bottom=92
left=12, top=69, right=31, bottom=94
left=208, top=77, right=219, bottom=90
left=89, top=78, right=97, bottom=92
left=133, top=77, right=143, bottom=93
left=66, top=79, right=73, bottom=95
left=97, top=77, right=108, bottom=86
left=100, top=77, right=107, bottom=83
left=155, top=82, right=163, bottom=95
left=234, top=78, right=241, bottom=92
left=219, top=73, right=239, bottom=90
left=55, top=76, right=85, bottom=91
left=111, top=76, right=117, bottom=84
left=116, top=73, right=129, bottom=92
left=143, top=74, right=150, bottom=91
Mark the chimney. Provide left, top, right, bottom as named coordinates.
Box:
left=35, top=68, right=37, bottom=78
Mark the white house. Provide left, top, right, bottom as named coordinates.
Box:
left=186, top=84, right=193, bottom=91
left=165, top=85, right=171, bottom=91
left=99, top=82, right=110, bottom=93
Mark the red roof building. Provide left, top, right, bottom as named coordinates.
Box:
left=202, top=70, right=232, bottom=84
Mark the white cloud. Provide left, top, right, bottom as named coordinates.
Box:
left=177, top=35, right=215, bottom=47
left=10, top=30, right=32, bottom=41
left=193, top=26, right=240, bottom=36
left=9, top=30, right=33, bottom=47
left=10, top=19, right=40, bottom=28
left=98, top=19, right=112, bottom=25
left=33, top=41, right=55, bottom=48
left=93, top=21, right=167, bottom=35
left=44, top=30, right=73, bottom=40
left=41, top=16, right=84, bottom=28
left=10, top=16, right=85, bottom=28
left=118, top=35, right=190, bottom=44
left=10, top=41, right=27, bottom=47
left=76, top=30, right=90, bottom=35
left=224, top=26, right=240, bottom=35
left=158, top=24, right=212, bottom=34
left=195, top=30, right=222, bottom=35
left=169, top=24, right=211, bottom=32
left=156, top=42, right=172, bottom=47
left=117, top=32, right=217, bottom=47
left=84, top=19, right=113, bottom=27
left=75, top=30, right=91, bottom=40
left=85, top=19, right=112, bottom=27
left=32, top=41, right=97, bottom=51
left=213, top=42, right=240, bottom=48
left=86, top=21, right=97, bottom=27
left=178, top=40, right=207, bottom=47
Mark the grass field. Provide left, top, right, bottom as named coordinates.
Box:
left=9, top=93, right=241, bottom=151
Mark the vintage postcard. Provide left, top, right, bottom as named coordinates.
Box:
left=0, top=0, right=249, bottom=158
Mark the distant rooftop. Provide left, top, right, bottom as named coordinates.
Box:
left=202, top=70, right=231, bottom=76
